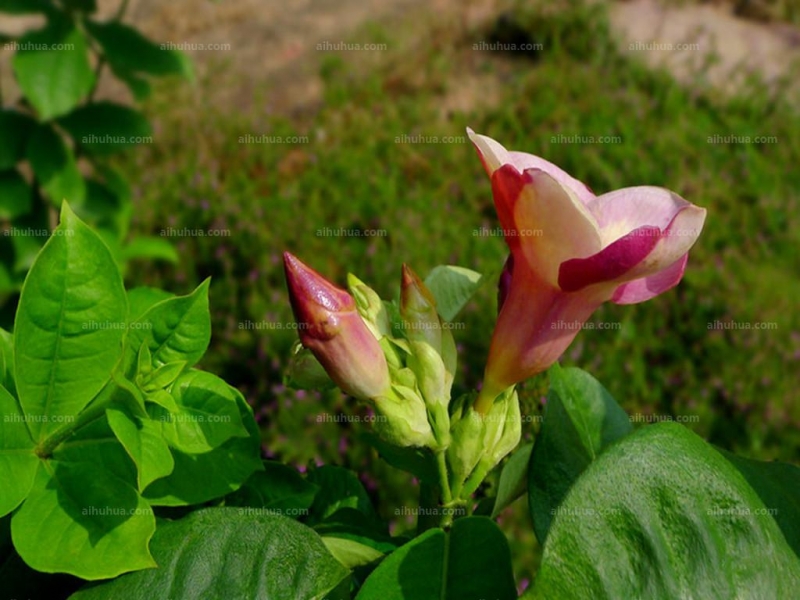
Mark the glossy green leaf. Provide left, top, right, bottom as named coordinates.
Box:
left=107, top=406, right=175, bottom=491
left=26, top=124, right=85, bottom=206
left=0, top=386, right=38, bottom=517
left=123, top=279, right=211, bottom=376
left=14, top=202, right=126, bottom=442
left=143, top=393, right=262, bottom=506
left=70, top=508, right=349, bottom=600
left=0, top=170, right=33, bottom=220
left=12, top=22, right=94, bottom=120
left=356, top=517, right=517, bottom=600
left=718, top=448, right=800, bottom=558
left=492, top=442, right=533, bottom=518
left=323, top=536, right=384, bottom=569
left=138, top=360, right=185, bottom=392
left=11, top=419, right=156, bottom=579
left=424, top=265, right=482, bottom=322
left=528, top=365, right=632, bottom=542
left=147, top=370, right=248, bottom=454
left=527, top=423, right=800, bottom=599
left=225, top=461, right=319, bottom=516
left=0, top=110, right=36, bottom=169
left=58, top=103, right=151, bottom=155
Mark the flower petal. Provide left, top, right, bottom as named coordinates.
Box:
left=611, top=254, right=688, bottom=304
left=492, top=165, right=602, bottom=286
left=467, top=128, right=595, bottom=205
left=558, top=225, right=661, bottom=292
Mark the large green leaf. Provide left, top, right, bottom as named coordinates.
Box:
left=69, top=507, right=349, bottom=600
left=143, top=393, right=262, bottom=506
left=528, top=365, right=632, bottom=543
left=26, top=124, right=86, bottom=206
left=307, top=465, right=379, bottom=526
left=14, top=202, right=126, bottom=442
left=0, top=386, right=38, bottom=517
left=58, top=102, right=152, bottom=155
left=107, top=405, right=174, bottom=491
left=0, top=170, right=32, bottom=220
left=424, top=265, right=482, bottom=322
left=147, top=370, right=248, bottom=454
left=11, top=418, right=156, bottom=579
left=225, top=461, right=319, bottom=516
left=12, top=21, right=94, bottom=120
left=526, top=423, right=800, bottom=599
left=123, top=279, right=211, bottom=376
left=0, top=110, right=36, bottom=169
left=356, top=517, right=517, bottom=599
left=718, top=448, right=800, bottom=558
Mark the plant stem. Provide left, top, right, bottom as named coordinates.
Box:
left=34, top=379, right=117, bottom=458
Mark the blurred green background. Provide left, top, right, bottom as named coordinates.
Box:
left=4, top=0, right=799, bottom=588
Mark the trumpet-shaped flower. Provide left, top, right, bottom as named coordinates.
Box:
left=468, top=129, right=707, bottom=413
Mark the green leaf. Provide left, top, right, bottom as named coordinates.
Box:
left=26, top=124, right=86, bottom=205
left=0, top=170, right=33, bottom=220
left=0, top=328, right=15, bottom=395
left=356, top=517, right=517, bottom=600
left=0, top=0, right=54, bottom=14
left=424, top=265, right=482, bottom=322
left=14, top=201, right=126, bottom=442
left=69, top=507, right=349, bottom=600
left=106, top=406, right=175, bottom=491
left=11, top=418, right=157, bottom=579
left=0, top=110, right=36, bottom=169
left=323, top=536, right=384, bottom=569
left=126, top=287, right=174, bottom=322
left=138, top=360, right=185, bottom=392
left=121, top=236, right=178, bottom=263
left=12, top=21, right=94, bottom=120
left=528, top=364, right=632, bottom=543
left=492, top=442, right=533, bottom=518
left=225, top=461, right=319, bottom=516
left=362, top=431, right=439, bottom=485
left=307, top=465, right=378, bottom=526
left=147, top=370, right=248, bottom=454
left=0, top=386, right=39, bottom=517
left=143, top=393, right=262, bottom=506
left=718, top=448, right=800, bottom=558
left=314, top=508, right=399, bottom=555
left=123, top=279, right=211, bottom=375
left=527, top=423, right=800, bottom=599
left=79, top=179, right=131, bottom=239
left=58, top=103, right=151, bottom=156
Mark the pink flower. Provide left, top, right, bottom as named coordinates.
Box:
left=468, top=129, right=707, bottom=413
left=283, top=253, right=391, bottom=401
